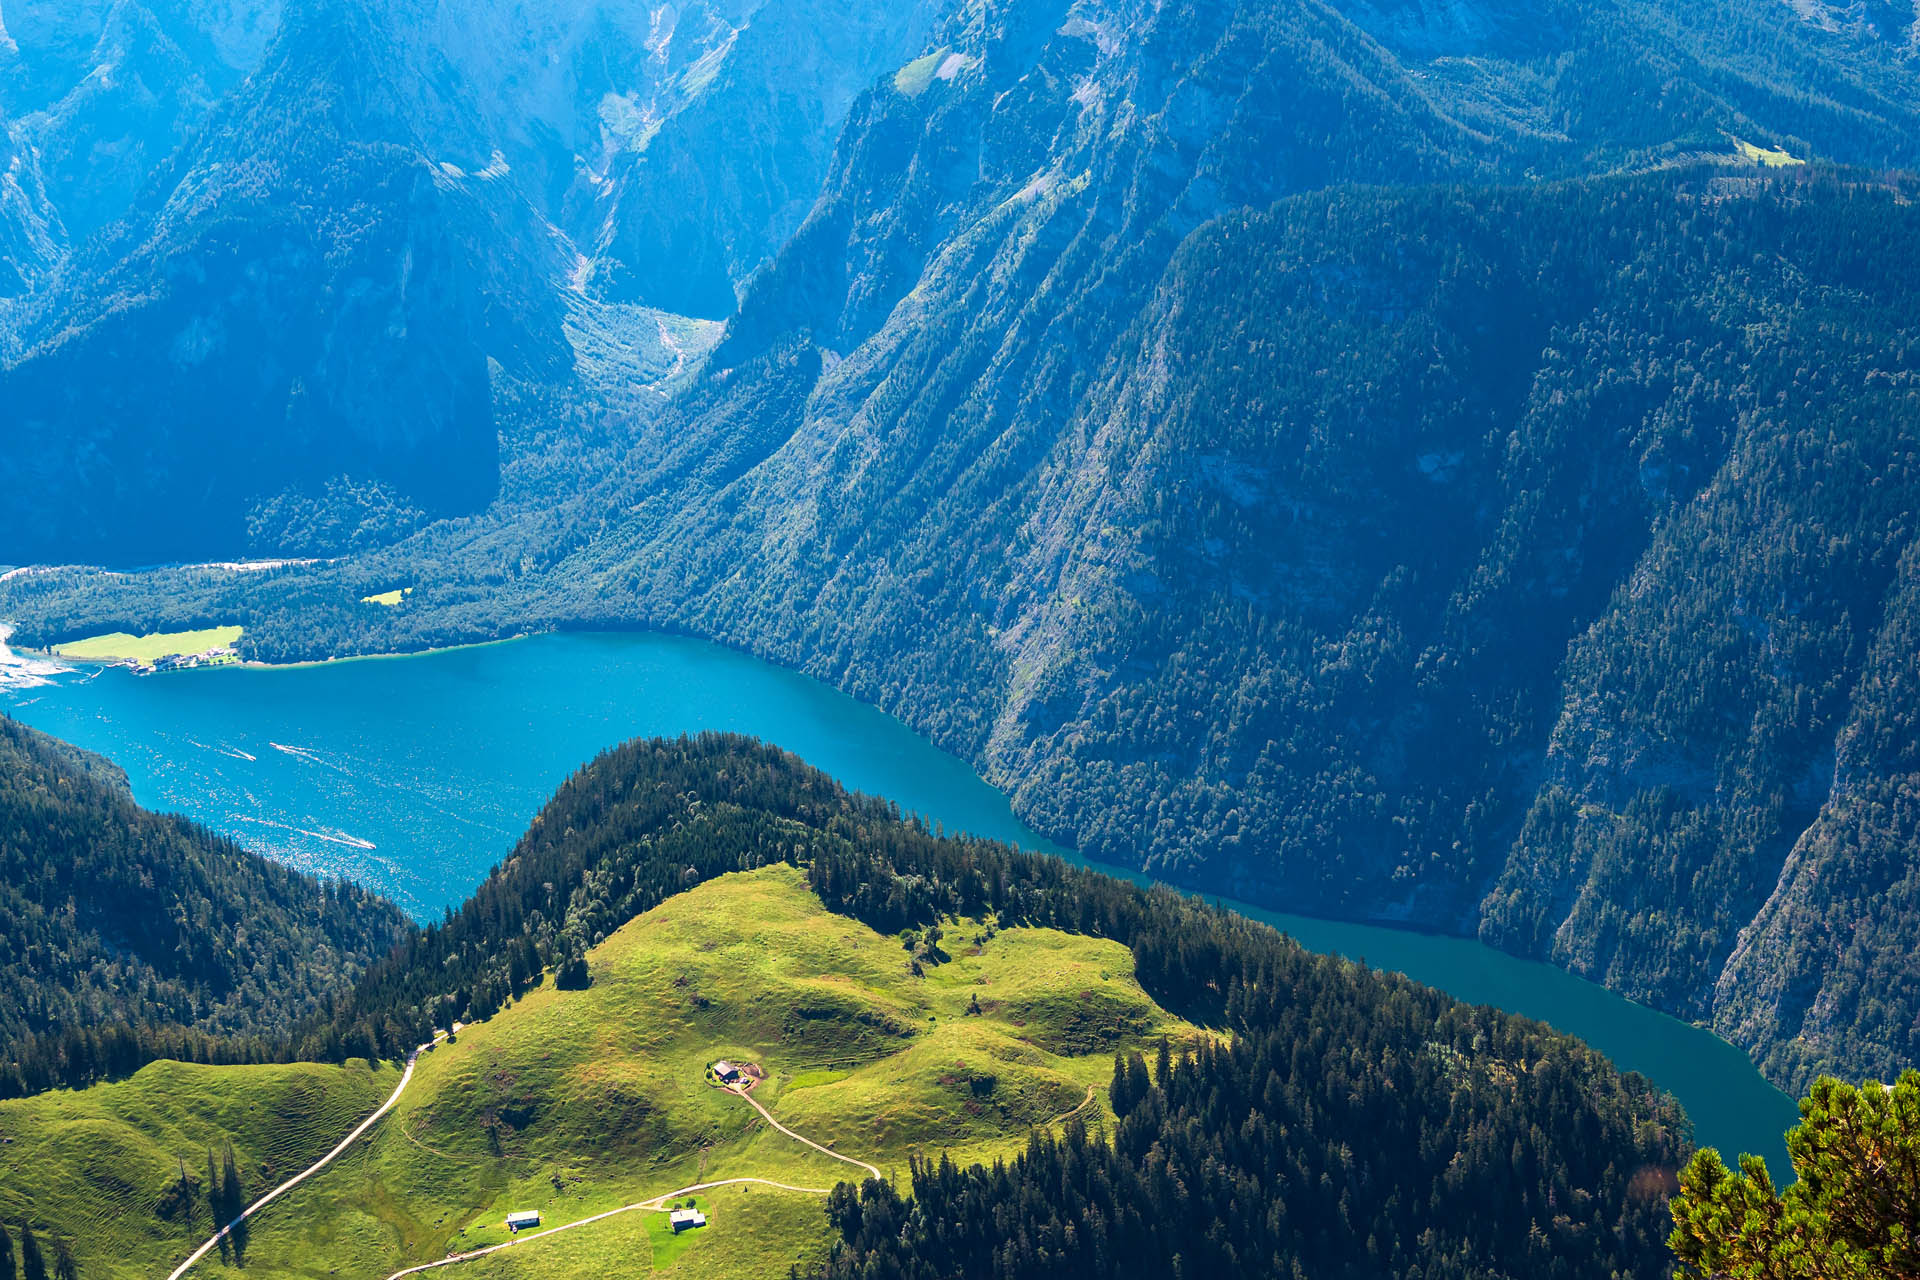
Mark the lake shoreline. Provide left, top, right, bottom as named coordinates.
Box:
left=0, top=627, right=1801, bottom=1175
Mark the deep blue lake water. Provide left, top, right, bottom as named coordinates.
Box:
left=2, top=629, right=1798, bottom=1175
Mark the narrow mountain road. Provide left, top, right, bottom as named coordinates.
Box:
left=166, top=1031, right=449, bottom=1280
left=382, top=1081, right=883, bottom=1278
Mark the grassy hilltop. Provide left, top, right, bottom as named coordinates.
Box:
left=1, top=733, right=1689, bottom=1280
left=0, top=865, right=1196, bottom=1280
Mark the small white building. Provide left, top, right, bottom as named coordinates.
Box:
left=669, top=1208, right=708, bottom=1233
left=712, top=1060, right=741, bottom=1083
left=506, top=1210, right=541, bottom=1232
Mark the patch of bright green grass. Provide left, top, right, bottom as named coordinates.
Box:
left=893, top=48, right=946, bottom=97
left=16, top=866, right=1199, bottom=1280
left=453, top=1185, right=828, bottom=1279
left=1734, top=137, right=1804, bottom=167
left=0, top=1059, right=392, bottom=1278
left=361, top=589, right=409, bottom=607
left=52, top=626, right=243, bottom=663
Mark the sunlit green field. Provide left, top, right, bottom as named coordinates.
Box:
left=5, top=866, right=1199, bottom=1280
left=1733, top=137, right=1805, bottom=167
left=51, top=626, right=243, bottom=663
left=0, top=1060, right=394, bottom=1274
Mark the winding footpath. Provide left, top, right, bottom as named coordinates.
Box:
left=382, top=1081, right=881, bottom=1278
left=725, top=1082, right=883, bottom=1180
left=1039, top=1083, right=1099, bottom=1130
left=166, top=1047, right=883, bottom=1280
left=166, top=1032, right=448, bottom=1280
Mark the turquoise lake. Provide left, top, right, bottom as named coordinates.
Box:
left=0, top=629, right=1799, bottom=1176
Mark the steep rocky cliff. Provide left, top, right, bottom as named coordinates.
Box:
left=0, top=111, right=59, bottom=309
left=0, top=0, right=282, bottom=242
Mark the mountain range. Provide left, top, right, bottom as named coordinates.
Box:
left=3, top=0, right=1920, bottom=1093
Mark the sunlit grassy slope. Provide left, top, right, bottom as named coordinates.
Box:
left=891, top=48, right=947, bottom=97
left=1733, top=136, right=1805, bottom=167
left=7, top=866, right=1198, bottom=1280
left=51, top=626, right=243, bottom=662
left=0, top=1060, right=394, bottom=1271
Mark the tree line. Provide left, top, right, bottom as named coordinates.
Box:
left=0, top=717, right=410, bottom=1098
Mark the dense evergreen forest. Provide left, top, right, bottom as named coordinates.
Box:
left=808, top=1062, right=1920, bottom=1280
left=0, top=717, right=410, bottom=1097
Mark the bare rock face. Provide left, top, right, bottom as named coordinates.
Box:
left=1783, top=0, right=1918, bottom=44
left=586, top=0, right=945, bottom=317
left=0, top=112, right=60, bottom=306
left=354, top=0, right=943, bottom=316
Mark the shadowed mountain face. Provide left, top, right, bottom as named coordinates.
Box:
left=0, top=3, right=551, bottom=564
left=0, top=0, right=937, bottom=565
left=0, top=0, right=283, bottom=242
left=0, top=715, right=410, bottom=1098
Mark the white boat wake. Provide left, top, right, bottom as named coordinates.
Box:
left=234, top=815, right=377, bottom=850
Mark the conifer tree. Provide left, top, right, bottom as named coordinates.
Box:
left=221, top=1143, right=249, bottom=1262
left=17, top=1227, right=43, bottom=1280
left=221, top=1144, right=241, bottom=1215
left=1670, top=1069, right=1920, bottom=1279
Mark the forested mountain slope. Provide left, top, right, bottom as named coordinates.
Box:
left=517, top=0, right=1920, bottom=1092
left=0, top=716, right=410, bottom=1098
left=5, top=0, right=1920, bottom=1091
left=576, top=172, right=1920, bottom=1086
